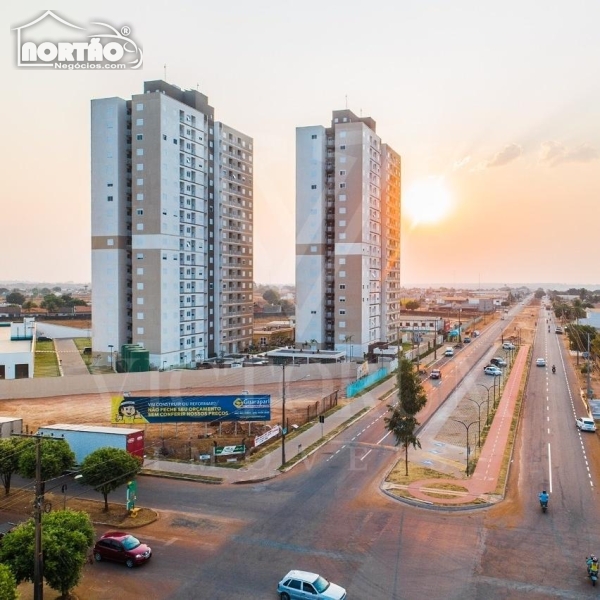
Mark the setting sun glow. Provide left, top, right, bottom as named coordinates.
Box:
left=404, top=179, right=452, bottom=226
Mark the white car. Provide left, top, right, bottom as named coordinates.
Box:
left=535, top=358, right=546, bottom=367
left=502, top=342, right=516, bottom=350
left=576, top=417, right=597, bottom=432
left=444, top=347, right=455, bottom=357
left=484, top=365, right=502, bottom=376
left=277, top=570, right=347, bottom=600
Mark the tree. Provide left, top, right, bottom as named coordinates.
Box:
left=80, top=447, right=142, bottom=511
left=0, top=564, right=18, bottom=600
left=18, top=439, right=75, bottom=494
left=0, top=510, right=94, bottom=599
left=396, top=356, right=428, bottom=415
left=384, top=355, right=428, bottom=475
left=405, top=300, right=420, bottom=311
left=385, top=406, right=421, bottom=476
left=22, top=300, right=37, bottom=310
left=0, top=437, right=23, bottom=496
left=5, top=292, right=25, bottom=306
left=262, top=288, right=280, bottom=305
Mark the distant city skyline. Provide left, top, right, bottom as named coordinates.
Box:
left=3, top=1, right=600, bottom=287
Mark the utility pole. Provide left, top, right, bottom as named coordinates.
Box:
left=34, top=435, right=43, bottom=600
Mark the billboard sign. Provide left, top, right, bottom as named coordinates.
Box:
left=112, top=395, right=271, bottom=424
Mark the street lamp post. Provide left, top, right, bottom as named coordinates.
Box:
left=108, top=345, right=114, bottom=371
left=466, top=397, right=487, bottom=447
left=458, top=309, right=462, bottom=343
left=477, top=383, right=492, bottom=424
left=451, top=418, right=480, bottom=476
left=163, top=360, right=167, bottom=371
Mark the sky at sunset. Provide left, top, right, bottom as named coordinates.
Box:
left=3, top=1, right=599, bottom=288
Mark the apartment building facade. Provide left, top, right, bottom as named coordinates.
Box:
left=295, top=110, right=401, bottom=359
left=91, top=81, right=253, bottom=369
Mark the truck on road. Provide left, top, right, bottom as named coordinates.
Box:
left=35, top=424, right=144, bottom=466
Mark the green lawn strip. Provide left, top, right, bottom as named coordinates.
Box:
left=34, top=340, right=59, bottom=377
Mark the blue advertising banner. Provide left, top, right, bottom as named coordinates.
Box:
left=112, top=395, right=271, bottom=424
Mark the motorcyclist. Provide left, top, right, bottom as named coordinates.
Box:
left=552, top=365, right=556, bottom=374
left=539, top=490, right=549, bottom=507
left=587, top=555, right=599, bottom=577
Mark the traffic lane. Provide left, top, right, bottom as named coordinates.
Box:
left=77, top=517, right=220, bottom=600
left=477, top=348, right=600, bottom=597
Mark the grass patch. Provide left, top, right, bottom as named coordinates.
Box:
left=425, top=482, right=468, bottom=493
left=34, top=340, right=59, bottom=377
left=386, top=463, right=453, bottom=486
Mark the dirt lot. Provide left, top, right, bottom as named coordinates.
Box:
left=0, top=378, right=349, bottom=461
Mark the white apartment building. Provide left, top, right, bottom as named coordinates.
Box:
left=295, top=110, right=401, bottom=359
left=91, top=81, right=253, bottom=369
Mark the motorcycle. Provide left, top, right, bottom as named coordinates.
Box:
left=540, top=498, right=548, bottom=513
left=552, top=366, right=556, bottom=374
left=587, top=558, right=599, bottom=586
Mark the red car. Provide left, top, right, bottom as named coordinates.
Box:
left=93, top=531, right=152, bottom=568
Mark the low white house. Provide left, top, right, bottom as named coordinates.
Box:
left=0, top=319, right=36, bottom=379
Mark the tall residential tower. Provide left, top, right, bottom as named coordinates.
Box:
left=91, top=81, right=254, bottom=368
left=295, top=110, right=401, bottom=359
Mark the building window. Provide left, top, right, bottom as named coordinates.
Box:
left=340, top=145, right=346, bottom=150
left=339, top=270, right=346, bottom=277
left=339, top=207, right=346, bottom=214
left=162, top=134, right=167, bottom=141
left=137, top=312, right=144, bottom=319
left=136, top=209, right=143, bottom=215
left=136, top=103, right=143, bottom=111
left=339, top=284, right=346, bottom=290
left=136, top=148, right=144, bottom=156
left=135, top=118, right=143, bottom=126
left=107, top=238, right=114, bottom=246
left=136, top=178, right=143, bottom=185
left=310, top=245, right=317, bottom=252
left=107, top=183, right=113, bottom=187
left=339, top=220, right=346, bottom=226
left=339, top=183, right=346, bottom=189
left=311, top=184, right=317, bottom=189
left=136, top=222, right=144, bottom=231
left=339, top=170, right=346, bottom=176
left=136, top=134, right=143, bottom=141
left=107, top=196, right=113, bottom=202
left=311, top=134, right=317, bottom=139
left=310, top=310, right=317, bottom=314
left=339, top=233, right=346, bottom=240
left=136, top=164, right=143, bottom=171
left=136, top=282, right=144, bottom=290
left=339, top=258, right=346, bottom=264
left=339, top=309, right=346, bottom=315
left=339, top=321, right=346, bottom=328
left=339, top=194, right=346, bottom=201
left=136, top=268, right=144, bottom=275
left=136, top=253, right=144, bottom=260
left=137, top=327, right=144, bottom=335
left=136, top=193, right=144, bottom=201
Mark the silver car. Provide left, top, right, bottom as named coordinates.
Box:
left=277, top=570, right=347, bottom=600
left=576, top=417, right=597, bottom=432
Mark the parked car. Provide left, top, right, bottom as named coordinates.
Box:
left=502, top=342, right=516, bottom=350
left=484, top=365, right=502, bottom=376
left=472, top=330, right=480, bottom=337
left=555, top=326, right=563, bottom=334
left=430, top=369, right=442, bottom=380
left=444, top=347, right=455, bottom=357
left=576, top=417, right=597, bottom=432
left=463, top=337, right=471, bottom=343
left=535, top=357, right=546, bottom=367
left=490, top=357, right=507, bottom=367
left=93, top=531, right=152, bottom=568
left=277, top=570, right=347, bottom=600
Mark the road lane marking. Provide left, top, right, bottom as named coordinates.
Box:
left=548, top=443, right=553, bottom=493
